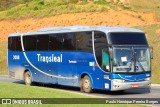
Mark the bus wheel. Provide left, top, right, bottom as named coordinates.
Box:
left=24, top=71, right=32, bottom=85
left=82, top=75, right=92, bottom=93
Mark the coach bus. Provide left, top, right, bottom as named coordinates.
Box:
left=8, top=26, right=152, bottom=92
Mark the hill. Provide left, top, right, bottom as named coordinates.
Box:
left=0, top=0, right=160, bottom=20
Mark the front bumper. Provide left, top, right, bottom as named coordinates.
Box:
left=111, top=80, right=151, bottom=91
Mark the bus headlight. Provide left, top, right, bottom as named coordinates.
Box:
left=145, top=77, right=151, bottom=81
left=113, top=79, right=125, bottom=83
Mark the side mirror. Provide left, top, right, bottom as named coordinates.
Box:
left=149, top=46, right=153, bottom=59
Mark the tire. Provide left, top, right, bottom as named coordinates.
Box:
left=80, top=78, right=84, bottom=92
left=145, top=88, right=151, bottom=93
left=81, top=75, right=92, bottom=93
left=24, top=71, right=32, bottom=85
left=115, top=90, right=125, bottom=93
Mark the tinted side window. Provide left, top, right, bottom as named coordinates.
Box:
left=75, top=32, right=92, bottom=52
left=8, top=37, right=22, bottom=51
left=37, top=35, right=49, bottom=51
left=24, top=36, right=37, bottom=51
left=94, top=31, right=108, bottom=47
left=63, top=33, right=76, bottom=51
left=8, top=37, right=16, bottom=51
left=15, top=37, right=22, bottom=51
left=8, top=37, right=11, bottom=50
left=49, top=34, right=62, bottom=51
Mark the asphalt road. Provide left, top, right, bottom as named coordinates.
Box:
left=0, top=75, right=160, bottom=106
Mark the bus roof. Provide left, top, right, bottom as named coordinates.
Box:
left=9, top=26, right=144, bottom=37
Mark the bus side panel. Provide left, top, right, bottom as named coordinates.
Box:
left=102, top=72, right=112, bottom=91
left=8, top=50, right=105, bottom=90
left=57, top=52, right=78, bottom=86
left=24, top=52, right=58, bottom=84
left=8, top=50, right=26, bottom=80
left=76, top=52, right=104, bottom=90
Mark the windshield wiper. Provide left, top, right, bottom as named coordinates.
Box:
left=127, top=57, right=146, bottom=73
left=136, top=59, right=145, bottom=72
left=133, top=51, right=145, bottom=73
left=126, top=57, right=133, bottom=72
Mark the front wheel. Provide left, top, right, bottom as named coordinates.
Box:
left=81, top=75, right=92, bottom=93
left=145, top=88, right=151, bottom=93
left=24, top=71, right=33, bottom=85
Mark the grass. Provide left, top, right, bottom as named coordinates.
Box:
left=129, top=0, right=160, bottom=20
left=0, top=0, right=159, bottom=20
left=0, top=0, right=109, bottom=20
left=135, top=24, right=160, bottom=84
left=0, top=0, right=32, bottom=11
left=0, top=82, right=145, bottom=107
left=0, top=105, right=147, bottom=107
left=0, top=41, right=7, bottom=75
left=0, top=82, right=89, bottom=98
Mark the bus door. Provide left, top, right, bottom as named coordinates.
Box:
left=102, top=48, right=111, bottom=90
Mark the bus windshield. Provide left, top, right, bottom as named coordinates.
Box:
left=112, top=46, right=150, bottom=73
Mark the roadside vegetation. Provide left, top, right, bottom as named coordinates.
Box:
left=0, top=82, right=90, bottom=98
left=136, top=24, right=160, bottom=84
left=0, top=0, right=130, bottom=20
left=129, top=0, right=160, bottom=19
left=0, top=0, right=110, bottom=20
left=0, top=0, right=160, bottom=20
left=0, top=0, right=32, bottom=11
left=0, top=41, right=7, bottom=75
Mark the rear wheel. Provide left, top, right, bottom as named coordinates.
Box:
left=24, top=71, right=32, bottom=85
left=81, top=75, right=92, bottom=93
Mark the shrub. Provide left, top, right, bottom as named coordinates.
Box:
left=138, top=15, right=142, bottom=19
left=38, top=0, right=45, bottom=5
left=94, top=0, right=107, bottom=5
left=33, top=6, right=39, bottom=10
left=69, top=0, right=79, bottom=4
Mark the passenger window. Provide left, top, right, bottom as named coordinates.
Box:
left=8, top=37, right=22, bottom=51
left=63, top=33, right=76, bottom=51
left=24, top=36, right=37, bottom=51
left=75, top=32, right=92, bottom=52
left=37, top=35, right=49, bottom=51
left=8, top=37, right=16, bottom=51
left=15, top=37, right=22, bottom=51
left=49, top=34, right=62, bottom=51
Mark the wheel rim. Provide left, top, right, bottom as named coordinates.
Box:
left=84, top=79, right=90, bottom=89
left=25, top=73, right=31, bottom=84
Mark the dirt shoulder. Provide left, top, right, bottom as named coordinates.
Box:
left=0, top=9, right=159, bottom=43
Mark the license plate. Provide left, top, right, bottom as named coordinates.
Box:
left=132, top=84, right=139, bottom=88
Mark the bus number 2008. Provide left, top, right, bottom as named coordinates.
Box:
left=13, top=55, right=20, bottom=60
